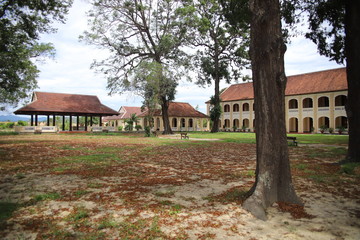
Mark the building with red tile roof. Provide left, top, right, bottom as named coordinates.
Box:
left=105, top=102, right=210, bottom=132
left=207, top=68, right=348, bottom=133
left=14, top=92, right=119, bottom=131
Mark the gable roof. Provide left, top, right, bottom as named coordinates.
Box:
left=14, top=92, right=119, bottom=116
left=138, top=102, right=209, bottom=118
left=103, top=106, right=144, bottom=121
left=217, top=68, right=347, bottom=102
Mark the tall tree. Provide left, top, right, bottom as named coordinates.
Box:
left=0, top=0, right=73, bottom=107
left=191, top=0, right=250, bottom=133
left=282, top=0, right=360, bottom=162
left=131, top=61, right=177, bottom=132
left=81, top=0, right=194, bottom=134
left=242, top=0, right=302, bottom=220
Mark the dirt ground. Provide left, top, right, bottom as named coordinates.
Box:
left=0, top=134, right=359, bottom=240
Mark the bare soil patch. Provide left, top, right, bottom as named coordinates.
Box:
left=0, top=134, right=359, bottom=239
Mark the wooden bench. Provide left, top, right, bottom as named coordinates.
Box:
left=287, top=136, right=298, bottom=146
left=180, top=132, right=189, bottom=139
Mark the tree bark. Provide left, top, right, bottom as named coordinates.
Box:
left=211, top=78, right=221, bottom=133
left=161, top=98, right=173, bottom=135
left=243, top=0, right=302, bottom=220
left=344, top=1, right=360, bottom=163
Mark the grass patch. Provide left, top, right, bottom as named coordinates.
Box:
left=204, top=187, right=248, bottom=204
left=67, top=206, right=90, bottom=222
left=340, top=162, right=360, bottom=175
left=34, top=192, right=61, bottom=202
left=98, top=217, right=119, bottom=230
left=0, top=131, right=19, bottom=136
left=0, top=202, right=19, bottom=223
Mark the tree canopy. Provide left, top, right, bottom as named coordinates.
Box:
left=0, top=0, right=73, bottom=107
left=190, top=0, right=250, bottom=132
left=81, top=0, right=195, bottom=133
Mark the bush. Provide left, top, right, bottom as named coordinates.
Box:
left=17, top=120, right=27, bottom=126
left=135, top=125, right=142, bottom=131
left=117, top=126, right=123, bottom=131
left=6, top=122, right=15, bottom=129
left=144, top=126, right=151, bottom=137
left=124, top=124, right=132, bottom=131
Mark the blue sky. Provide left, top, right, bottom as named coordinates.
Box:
left=2, top=0, right=343, bottom=116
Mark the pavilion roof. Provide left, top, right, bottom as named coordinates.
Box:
left=216, top=67, right=347, bottom=102
left=14, top=92, right=119, bottom=116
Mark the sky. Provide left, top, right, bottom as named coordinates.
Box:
left=2, top=0, right=343, bottom=116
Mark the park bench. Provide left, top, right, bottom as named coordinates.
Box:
left=287, top=136, right=298, bottom=146
left=180, top=132, right=189, bottom=139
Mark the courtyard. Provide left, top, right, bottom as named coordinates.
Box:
left=0, top=132, right=358, bottom=239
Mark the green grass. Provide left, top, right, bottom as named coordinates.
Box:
left=187, top=132, right=348, bottom=145
left=34, top=192, right=61, bottom=202
left=340, top=162, right=360, bottom=175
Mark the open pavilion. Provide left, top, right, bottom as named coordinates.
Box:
left=14, top=92, right=119, bottom=131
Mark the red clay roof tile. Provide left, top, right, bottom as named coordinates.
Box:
left=217, top=68, right=347, bottom=102
left=14, top=92, right=119, bottom=116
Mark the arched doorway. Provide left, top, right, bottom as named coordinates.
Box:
left=303, top=117, right=313, bottom=133
left=289, top=117, right=298, bottom=132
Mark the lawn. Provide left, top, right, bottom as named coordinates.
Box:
left=0, top=133, right=359, bottom=239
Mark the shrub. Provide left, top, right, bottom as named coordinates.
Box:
left=144, top=126, right=151, bottom=137
left=17, top=120, right=27, bottom=126
left=135, top=125, right=142, bottom=131
left=118, top=126, right=123, bottom=131
left=6, top=122, right=15, bottom=128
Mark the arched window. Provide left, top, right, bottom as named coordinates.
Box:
left=318, top=96, right=329, bottom=107
left=335, top=95, right=347, bottom=106
left=233, top=119, right=239, bottom=128
left=172, top=118, right=177, bottom=128
left=188, top=119, right=193, bottom=128
left=335, top=116, right=348, bottom=128
left=181, top=118, right=186, bottom=128
left=224, top=119, right=230, bottom=128
left=303, top=98, right=313, bottom=108
left=233, top=104, right=239, bottom=112
left=243, top=103, right=249, bottom=111
left=242, top=119, right=249, bottom=128
left=224, top=104, right=230, bottom=112
left=289, top=99, right=298, bottom=109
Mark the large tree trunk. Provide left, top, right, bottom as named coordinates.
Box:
left=242, top=0, right=302, bottom=220
left=161, top=98, right=173, bottom=135
left=211, top=78, right=221, bottom=133
left=344, top=1, right=360, bottom=163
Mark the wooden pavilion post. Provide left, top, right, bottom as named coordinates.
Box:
left=85, top=116, right=88, bottom=131
left=99, top=116, right=102, bottom=127
left=30, top=115, right=34, bottom=126
left=62, top=115, right=65, bottom=131
left=47, top=115, right=50, bottom=126
left=69, top=115, right=72, bottom=131
left=35, top=115, right=38, bottom=126
left=53, top=115, right=56, bottom=126
left=90, top=116, right=93, bottom=126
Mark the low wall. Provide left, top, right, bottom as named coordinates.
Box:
left=15, top=126, right=58, bottom=133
